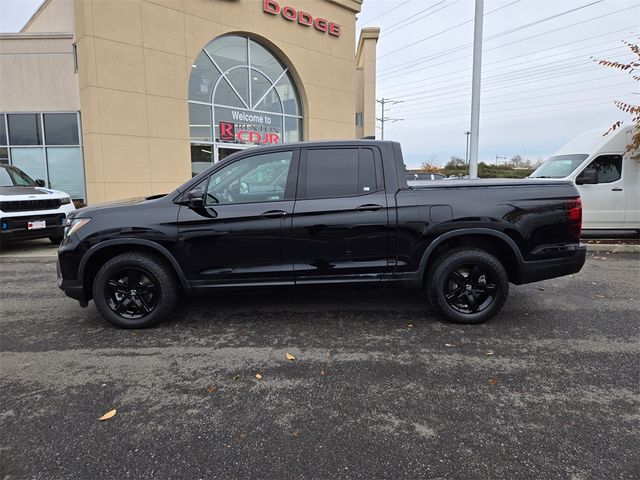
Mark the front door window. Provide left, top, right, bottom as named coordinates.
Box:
left=204, top=151, right=294, bottom=205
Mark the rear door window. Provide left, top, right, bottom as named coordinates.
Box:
left=303, top=148, right=382, bottom=199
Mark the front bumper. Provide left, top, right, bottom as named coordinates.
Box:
left=1, top=212, right=67, bottom=241
left=57, top=258, right=88, bottom=306
left=517, top=245, right=587, bottom=284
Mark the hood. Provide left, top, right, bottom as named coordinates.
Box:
left=0, top=186, right=70, bottom=199
left=71, top=194, right=168, bottom=217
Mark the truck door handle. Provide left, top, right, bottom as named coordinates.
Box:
left=355, top=204, right=383, bottom=212
left=261, top=210, right=287, bottom=218
left=611, top=187, right=623, bottom=191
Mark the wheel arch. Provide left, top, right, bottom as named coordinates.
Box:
left=79, top=239, right=190, bottom=299
left=418, top=228, right=525, bottom=285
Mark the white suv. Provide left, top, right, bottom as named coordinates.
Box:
left=0, top=165, right=76, bottom=248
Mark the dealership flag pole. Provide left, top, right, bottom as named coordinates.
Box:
left=468, top=0, right=484, bottom=179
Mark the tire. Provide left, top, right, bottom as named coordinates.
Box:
left=426, top=248, right=509, bottom=324
left=92, top=252, right=178, bottom=328
left=49, top=234, right=64, bottom=245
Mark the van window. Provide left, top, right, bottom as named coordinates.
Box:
left=530, top=154, right=588, bottom=178
left=304, top=148, right=382, bottom=199
left=584, top=154, right=622, bottom=183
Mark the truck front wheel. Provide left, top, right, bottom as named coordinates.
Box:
left=93, top=252, right=178, bottom=328
left=427, top=248, right=509, bottom=324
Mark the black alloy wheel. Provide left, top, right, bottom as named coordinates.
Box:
left=105, top=267, right=159, bottom=320
left=443, top=264, right=498, bottom=314
left=427, top=247, right=509, bottom=324
left=93, top=252, right=178, bottom=328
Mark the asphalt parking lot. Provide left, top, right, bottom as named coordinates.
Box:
left=1, top=247, right=638, bottom=479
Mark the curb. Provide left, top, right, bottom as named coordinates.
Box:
left=585, top=243, right=640, bottom=253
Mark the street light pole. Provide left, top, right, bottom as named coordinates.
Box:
left=468, top=0, right=484, bottom=179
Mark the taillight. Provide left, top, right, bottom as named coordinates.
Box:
left=567, top=197, right=582, bottom=239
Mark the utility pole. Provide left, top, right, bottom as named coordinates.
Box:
left=464, top=131, right=471, bottom=167
left=376, top=97, right=404, bottom=140
left=468, top=0, right=484, bottom=179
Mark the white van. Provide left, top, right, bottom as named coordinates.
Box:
left=530, top=126, right=639, bottom=231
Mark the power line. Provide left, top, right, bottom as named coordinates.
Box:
left=357, top=0, right=414, bottom=25
left=377, top=4, right=637, bottom=77
left=377, top=0, right=605, bottom=59
left=379, top=39, right=629, bottom=93
left=397, top=81, right=631, bottom=116
left=384, top=0, right=460, bottom=35
left=400, top=94, right=633, bottom=120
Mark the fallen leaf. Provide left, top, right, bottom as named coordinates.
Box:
left=325, top=352, right=330, bottom=358
left=98, top=409, right=116, bottom=421
left=291, top=431, right=299, bottom=438
left=407, top=323, right=414, bottom=329
left=207, top=385, right=218, bottom=393
left=255, top=373, right=263, bottom=380
left=524, top=313, right=529, bottom=317
left=232, top=374, right=241, bottom=381
left=485, top=350, right=494, bottom=356
left=445, top=343, right=455, bottom=347
left=488, top=377, right=498, bottom=385
left=286, top=352, right=296, bottom=361
left=239, top=432, right=247, bottom=442
left=131, top=332, right=138, bottom=336
left=320, top=369, right=325, bottom=376
left=595, top=294, right=605, bottom=298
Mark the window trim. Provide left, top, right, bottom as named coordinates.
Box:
left=297, top=147, right=385, bottom=201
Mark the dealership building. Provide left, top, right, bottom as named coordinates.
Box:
left=0, top=0, right=378, bottom=204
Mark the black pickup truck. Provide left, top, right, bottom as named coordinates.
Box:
left=58, top=141, right=586, bottom=328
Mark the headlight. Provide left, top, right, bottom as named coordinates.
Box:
left=60, top=197, right=71, bottom=205
left=64, top=218, right=91, bottom=238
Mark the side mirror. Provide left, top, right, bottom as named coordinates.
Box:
left=186, top=187, right=204, bottom=208
left=35, top=179, right=46, bottom=187
left=576, top=168, right=598, bottom=185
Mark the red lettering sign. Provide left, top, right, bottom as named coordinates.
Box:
left=219, top=122, right=235, bottom=141
left=298, top=11, right=313, bottom=26
left=263, top=0, right=341, bottom=37
left=236, top=130, right=280, bottom=145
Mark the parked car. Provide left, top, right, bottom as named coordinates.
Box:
left=406, top=172, right=446, bottom=182
left=530, top=125, right=639, bottom=230
left=58, top=140, right=585, bottom=328
left=0, top=165, right=75, bottom=248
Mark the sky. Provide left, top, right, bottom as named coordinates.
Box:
left=1, top=0, right=638, bottom=168
left=357, top=0, right=639, bottom=167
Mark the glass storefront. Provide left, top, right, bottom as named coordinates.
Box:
left=188, top=35, right=303, bottom=176
left=0, top=112, right=86, bottom=203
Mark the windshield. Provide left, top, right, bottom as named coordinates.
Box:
left=0, top=166, right=37, bottom=187
left=530, top=154, right=589, bottom=178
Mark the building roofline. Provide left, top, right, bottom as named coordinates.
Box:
left=356, top=27, right=380, bottom=65
left=0, top=32, right=73, bottom=40
left=326, top=0, right=363, bottom=14
left=19, top=0, right=50, bottom=33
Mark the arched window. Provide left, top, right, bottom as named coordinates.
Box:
left=188, top=35, right=303, bottom=175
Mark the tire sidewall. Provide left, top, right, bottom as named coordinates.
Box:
left=431, top=249, right=509, bottom=324
left=93, top=253, right=176, bottom=328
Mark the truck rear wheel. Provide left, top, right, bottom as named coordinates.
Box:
left=93, top=252, right=178, bottom=328
left=426, top=248, right=508, bottom=324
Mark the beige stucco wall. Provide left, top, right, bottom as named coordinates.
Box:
left=355, top=27, right=378, bottom=139
left=22, top=0, right=76, bottom=33
left=0, top=33, right=79, bottom=112
left=70, top=0, right=363, bottom=203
